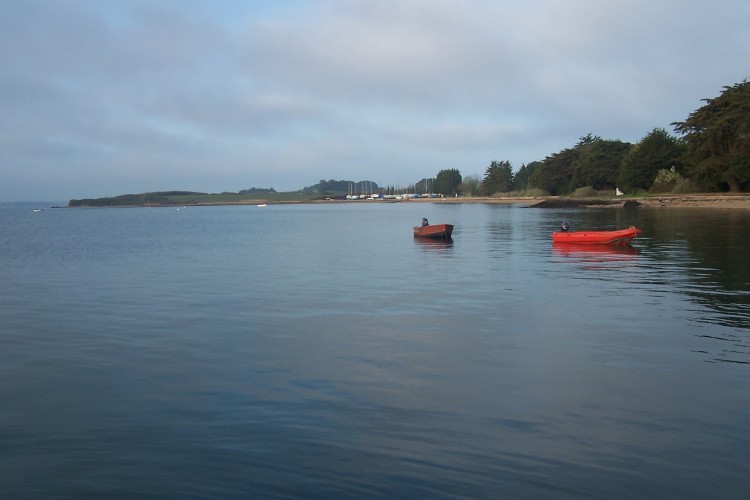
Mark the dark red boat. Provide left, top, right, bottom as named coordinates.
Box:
left=413, top=223, right=453, bottom=239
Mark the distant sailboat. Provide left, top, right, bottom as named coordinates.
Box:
left=347, top=182, right=357, bottom=200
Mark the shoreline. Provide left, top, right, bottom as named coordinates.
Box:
left=429, top=193, right=750, bottom=209
left=59, top=193, right=750, bottom=210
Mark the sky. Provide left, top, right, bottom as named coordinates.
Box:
left=1, top=0, right=748, bottom=202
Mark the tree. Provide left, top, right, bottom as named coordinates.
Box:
left=618, top=128, right=685, bottom=193
left=672, top=79, right=750, bottom=192
left=513, top=162, right=539, bottom=191
left=529, top=147, right=579, bottom=195
left=433, top=169, right=462, bottom=196
left=459, top=175, right=481, bottom=196
left=415, top=178, right=435, bottom=194
left=570, top=136, right=631, bottom=191
left=480, top=160, right=514, bottom=195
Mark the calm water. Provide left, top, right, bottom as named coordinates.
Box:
left=1, top=202, right=749, bottom=498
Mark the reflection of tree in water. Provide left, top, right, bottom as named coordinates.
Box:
left=641, top=209, right=750, bottom=364
left=683, top=210, right=750, bottom=326
left=684, top=212, right=750, bottom=364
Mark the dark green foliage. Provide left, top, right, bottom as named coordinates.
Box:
left=239, top=187, right=276, bottom=194
left=480, top=160, right=514, bottom=195
left=433, top=169, right=462, bottom=195
left=527, top=135, right=630, bottom=194
left=529, top=147, right=579, bottom=195
left=618, top=128, right=685, bottom=193
left=673, top=80, right=750, bottom=192
left=571, top=136, right=632, bottom=191
left=69, top=191, right=207, bottom=206
left=415, top=178, right=437, bottom=194
left=513, top=162, right=539, bottom=191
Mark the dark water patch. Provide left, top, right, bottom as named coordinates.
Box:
left=528, top=198, right=620, bottom=208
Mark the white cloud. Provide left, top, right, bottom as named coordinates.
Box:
left=0, top=0, right=748, bottom=200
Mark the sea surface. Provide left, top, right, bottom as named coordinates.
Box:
left=1, top=202, right=749, bottom=498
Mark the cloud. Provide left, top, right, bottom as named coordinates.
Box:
left=0, top=0, right=747, bottom=200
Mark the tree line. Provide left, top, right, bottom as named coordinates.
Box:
left=434, top=78, right=749, bottom=197
left=69, top=79, right=747, bottom=205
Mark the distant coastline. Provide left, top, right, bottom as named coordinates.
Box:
left=57, top=193, right=750, bottom=210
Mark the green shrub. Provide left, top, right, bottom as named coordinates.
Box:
left=654, top=166, right=682, bottom=184
left=489, top=188, right=549, bottom=198
left=523, top=188, right=549, bottom=198
left=650, top=167, right=684, bottom=193
left=571, top=186, right=597, bottom=198
left=672, top=178, right=700, bottom=194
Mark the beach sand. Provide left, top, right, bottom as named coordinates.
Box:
left=429, top=194, right=750, bottom=209
left=622, top=194, right=750, bottom=209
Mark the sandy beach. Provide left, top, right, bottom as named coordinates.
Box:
left=429, top=194, right=750, bottom=209
left=622, top=194, right=750, bottom=209
left=86, top=193, right=750, bottom=209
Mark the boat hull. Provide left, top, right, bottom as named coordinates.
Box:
left=551, top=226, right=641, bottom=245
left=413, top=223, right=453, bottom=239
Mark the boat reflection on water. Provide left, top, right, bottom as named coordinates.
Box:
left=552, top=241, right=639, bottom=261
left=414, top=237, right=454, bottom=252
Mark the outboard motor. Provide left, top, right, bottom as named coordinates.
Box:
left=560, top=221, right=570, bottom=232
left=422, top=218, right=429, bottom=226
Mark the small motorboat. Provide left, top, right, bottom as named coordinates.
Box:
left=413, top=223, right=453, bottom=239
left=551, top=226, right=641, bottom=245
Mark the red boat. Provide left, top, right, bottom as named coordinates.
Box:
left=413, top=223, right=453, bottom=239
left=551, top=226, right=641, bottom=245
